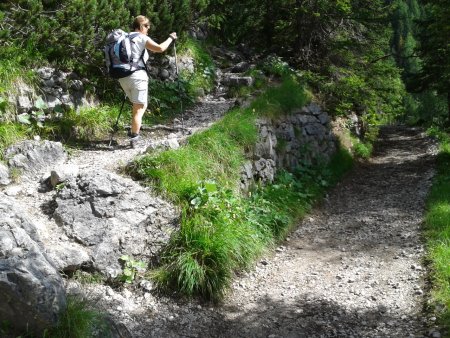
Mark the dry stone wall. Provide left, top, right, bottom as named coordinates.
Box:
left=241, top=102, right=336, bottom=190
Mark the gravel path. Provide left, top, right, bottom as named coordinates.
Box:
left=65, top=125, right=439, bottom=338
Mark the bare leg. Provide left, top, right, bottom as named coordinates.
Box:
left=131, top=103, right=147, bottom=135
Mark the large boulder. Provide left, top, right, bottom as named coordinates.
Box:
left=0, top=194, right=66, bottom=336
left=52, top=169, right=179, bottom=278
left=5, top=140, right=67, bottom=179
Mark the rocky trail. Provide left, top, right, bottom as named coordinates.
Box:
left=63, top=126, right=438, bottom=338
left=2, top=79, right=442, bottom=337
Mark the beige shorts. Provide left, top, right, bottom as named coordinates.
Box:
left=118, top=71, right=148, bottom=105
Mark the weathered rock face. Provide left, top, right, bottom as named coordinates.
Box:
left=52, top=169, right=179, bottom=278
left=0, top=162, right=10, bottom=186
left=5, top=140, right=67, bottom=180
left=0, top=194, right=66, bottom=336
left=241, top=102, right=336, bottom=189
left=6, top=67, right=98, bottom=122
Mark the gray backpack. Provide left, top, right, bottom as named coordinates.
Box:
left=104, top=29, right=148, bottom=79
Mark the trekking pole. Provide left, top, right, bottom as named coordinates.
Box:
left=173, top=40, right=185, bottom=132
left=109, top=95, right=126, bottom=146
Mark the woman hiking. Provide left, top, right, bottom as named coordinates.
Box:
left=119, top=15, right=177, bottom=148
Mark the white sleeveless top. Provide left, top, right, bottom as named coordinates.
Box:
left=129, top=33, right=151, bottom=80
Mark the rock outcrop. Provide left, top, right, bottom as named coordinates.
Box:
left=52, top=169, right=179, bottom=278
left=0, top=194, right=66, bottom=336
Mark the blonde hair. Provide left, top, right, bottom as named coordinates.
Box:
left=132, top=15, right=150, bottom=31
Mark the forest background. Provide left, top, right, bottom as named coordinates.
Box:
left=1, top=0, right=449, bottom=128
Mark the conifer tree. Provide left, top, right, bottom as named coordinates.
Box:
left=416, top=0, right=450, bottom=121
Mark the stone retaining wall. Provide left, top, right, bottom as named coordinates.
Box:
left=241, top=102, right=336, bottom=190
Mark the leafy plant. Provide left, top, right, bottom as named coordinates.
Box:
left=351, top=136, right=373, bottom=159
left=17, top=97, right=47, bottom=130
left=261, top=55, right=293, bottom=77
left=119, top=255, right=147, bottom=284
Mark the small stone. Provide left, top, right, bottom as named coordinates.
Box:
left=430, top=330, right=441, bottom=338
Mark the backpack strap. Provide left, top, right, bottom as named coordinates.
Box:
left=139, top=49, right=149, bottom=74
left=129, top=33, right=149, bottom=74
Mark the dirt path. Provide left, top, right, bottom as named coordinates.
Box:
left=210, top=126, right=437, bottom=338
left=63, top=126, right=440, bottom=338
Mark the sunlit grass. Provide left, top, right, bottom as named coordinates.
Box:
left=425, top=127, right=450, bottom=332
left=0, top=123, right=28, bottom=160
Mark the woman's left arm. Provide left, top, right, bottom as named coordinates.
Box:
left=146, top=33, right=177, bottom=53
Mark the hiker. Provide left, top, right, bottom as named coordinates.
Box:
left=119, top=15, right=177, bottom=148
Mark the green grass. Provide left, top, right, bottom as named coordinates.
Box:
left=351, top=136, right=373, bottom=159
left=0, top=122, right=28, bottom=160
left=425, top=127, right=450, bottom=334
left=131, top=107, right=257, bottom=202
left=150, top=147, right=352, bottom=300
left=45, top=295, right=110, bottom=338
left=0, top=295, right=110, bottom=338
left=130, top=78, right=351, bottom=300
left=43, top=105, right=121, bottom=144
left=250, top=75, right=310, bottom=118
left=0, top=46, right=42, bottom=121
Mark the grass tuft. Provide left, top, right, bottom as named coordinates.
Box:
left=45, top=295, right=110, bottom=338
left=0, top=123, right=28, bottom=160
left=43, top=105, right=120, bottom=144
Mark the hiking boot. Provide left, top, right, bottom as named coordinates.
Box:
left=129, top=134, right=141, bottom=149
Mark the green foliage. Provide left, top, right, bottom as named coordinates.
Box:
left=250, top=75, right=310, bottom=118
left=415, top=0, right=450, bottom=108
left=45, top=295, right=110, bottom=338
left=178, top=38, right=216, bottom=97
left=132, top=107, right=256, bottom=201
left=44, top=105, right=118, bottom=143
left=151, top=146, right=353, bottom=300
left=403, top=91, right=449, bottom=126
left=119, top=255, right=147, bottom=283
left=391, top=0, right=422, bottom=78
left=424, top=127, right=450, bottom=332
left=152, top=180, right=268, bottom=299
left=0, top=46, right=41, bottom=121
left=261, top=55, right=293, bottom=78
left=351, top=136, right=373, bottom=159
left=0, top=123, right=28, bottom=160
